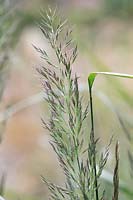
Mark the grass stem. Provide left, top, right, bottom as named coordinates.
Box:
left=88, top=82, right=99, bottom=200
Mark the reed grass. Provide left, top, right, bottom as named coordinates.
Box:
left=34, top=8, right=133, bottom=200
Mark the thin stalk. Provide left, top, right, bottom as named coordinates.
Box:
left=88, top=82, right=99, bottom=200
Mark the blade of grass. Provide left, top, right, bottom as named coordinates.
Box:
left=88, top=72, right=133, bottom=89
left=88, top=52, right=133, bottom=106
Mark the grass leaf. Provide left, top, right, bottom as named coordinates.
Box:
left=88, top=72, right=133, bottom=89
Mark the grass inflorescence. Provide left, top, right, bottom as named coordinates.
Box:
left=35, top=8, right=133, bottom=200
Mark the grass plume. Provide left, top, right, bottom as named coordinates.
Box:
left=33, top=8, right=133, bottom=200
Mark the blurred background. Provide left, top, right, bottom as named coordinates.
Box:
left=0, top=0, right=133, bottom=199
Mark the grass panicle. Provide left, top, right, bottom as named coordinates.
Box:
left=34, top=8, right=133, bottom=200
left=112, top=142, right=119, bottom=200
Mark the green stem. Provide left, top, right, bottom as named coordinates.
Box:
left=88, top=82, right=99, bottom=200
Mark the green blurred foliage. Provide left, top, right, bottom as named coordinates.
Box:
left=104, top=0, right=133, bottom=18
